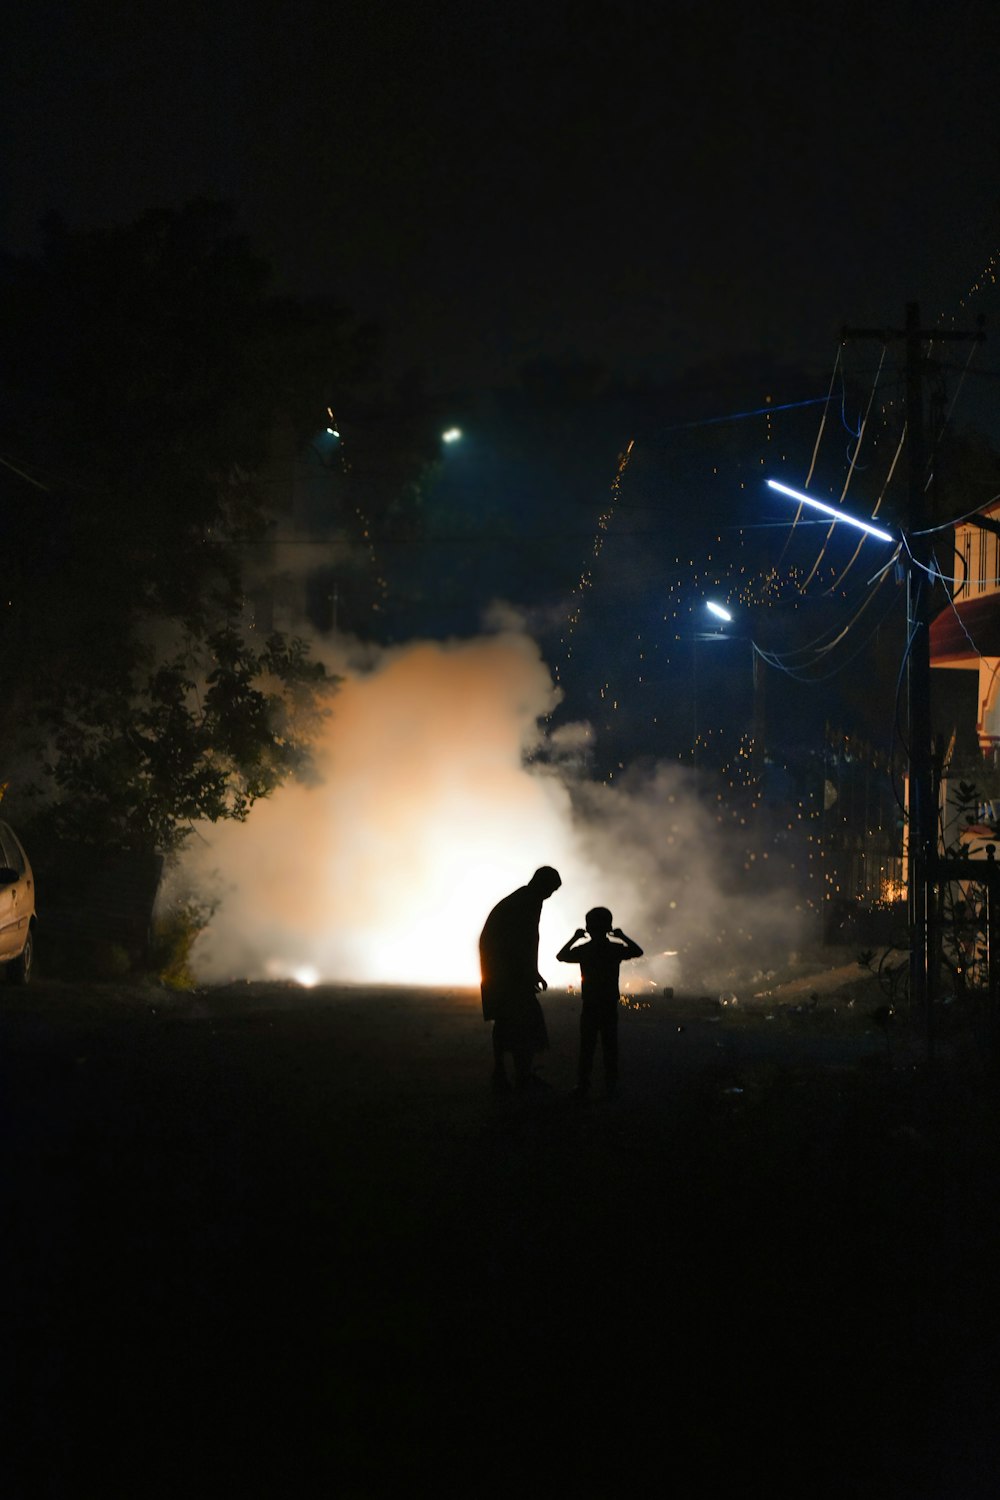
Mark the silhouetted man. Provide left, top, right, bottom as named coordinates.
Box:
left=479, top=866, right=562, bottom=1092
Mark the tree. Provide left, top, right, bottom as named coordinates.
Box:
left=0, top=201, right=375, bottom=850
left=36, top=629, right=329, bottom=853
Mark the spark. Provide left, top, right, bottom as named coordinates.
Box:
left=555, top=438, right=635, bottom=684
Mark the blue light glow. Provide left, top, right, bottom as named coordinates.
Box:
left=767, top=479, right=894, bottom=544
left=442, top=427, right=462, bottom=443
left=706, top=601, right=733, bottom=622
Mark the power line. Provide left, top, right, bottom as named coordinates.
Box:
left=654, top=394, right=831, bottom=434
left=797, top=344, right=889, bottom=593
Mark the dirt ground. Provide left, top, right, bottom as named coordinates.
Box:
left=4, top=963, right=1000, bottom=1497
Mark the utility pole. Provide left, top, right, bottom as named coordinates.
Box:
left=841, top=304, right=985, bottom=1026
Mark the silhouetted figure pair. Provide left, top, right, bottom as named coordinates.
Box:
left=557, top=908, right=643, bottom=1099
left=479, top=866, right=562, bottom=1091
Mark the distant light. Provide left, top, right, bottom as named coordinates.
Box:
left=442, top=427, right=462, bottom=443
left=706, top=601, right=733, bottom=622
left=326, top=427, right=340, bottom=437
left=767, top=479, right=894, bottom=544
left=293, top=965, right=320, bottom=988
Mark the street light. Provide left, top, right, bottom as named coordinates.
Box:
left=442, top=427, right=462, bottom=444
left=686, top=602, right=754, bottom=765
left=766, top=479, right=895, bottom=544
left=698, top=601, right=767, bottom=780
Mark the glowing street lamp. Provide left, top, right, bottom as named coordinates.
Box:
left=687, top=602, right=756, bottom=768
left=766, top=479, right=894, bottom=545
left=442, top=427, right=462, bottom=444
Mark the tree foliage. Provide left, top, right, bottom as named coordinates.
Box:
left=0, top=201, right=373, bottom=850
left=35, top=630, right=328, bottom=852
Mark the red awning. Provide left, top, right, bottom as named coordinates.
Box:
left=930, top=593, right=1000, bottom=667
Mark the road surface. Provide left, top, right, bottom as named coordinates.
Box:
left=3, top=978, right=999, bottom=1496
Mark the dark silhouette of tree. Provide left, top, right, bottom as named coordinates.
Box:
left=0, top=200, right=377, bottom=850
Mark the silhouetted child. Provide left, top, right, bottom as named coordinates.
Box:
left=557, top=907, right=643, bottom=1099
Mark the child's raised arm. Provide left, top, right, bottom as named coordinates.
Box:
left=556, top=929, right=588, bottom=962
left=611, top=928, right=643, bottom=959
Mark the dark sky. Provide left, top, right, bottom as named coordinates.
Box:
left=5, top=0, right=999, bottom=778
left=7, top=0, right=1000, bottom=394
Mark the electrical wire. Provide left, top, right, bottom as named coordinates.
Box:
left=889, top=615, right=922, bottom=816
left=754, top=575, right=904, bottom=686
left=930, top=338, right=980, bottom=444
left=755, top=537, right=902, bottom=670
left=911, top=491, right=1000, bottom=537
left=839, top=360, right=863, bottom=442
left=933, top=360, right=1000, bottom=380
left=0, top=453, right=50, bottom=491
left=774, top=347, right=842, bottom=570
left=820, top=411, right=906, bottom=597
left=900, top=532, right=1000, bottom=594
left=653, top=395, right=832, bottom=435
left=797, top=344, right=888, bottom=592
left=754, top=556, right=902, bottom=677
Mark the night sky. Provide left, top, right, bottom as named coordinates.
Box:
left=6, top=0, right=1000, bottom=767
left=7, top=1, right=1000, bottom=391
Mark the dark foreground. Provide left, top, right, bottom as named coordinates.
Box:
left=4, top=976, right=1000, bottom=1497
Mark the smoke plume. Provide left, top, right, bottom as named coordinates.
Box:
left=172, top=624, right=806, bottom=993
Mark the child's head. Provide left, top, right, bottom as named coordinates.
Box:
left=585, top=906, right=613, bottom=935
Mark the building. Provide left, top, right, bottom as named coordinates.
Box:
left=930, top=499, right=1000, bottom=760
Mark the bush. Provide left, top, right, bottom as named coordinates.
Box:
left=151, top=897, right=214, bottom=990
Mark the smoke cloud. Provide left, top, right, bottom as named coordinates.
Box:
left=172, top=624, right=806, bottom=993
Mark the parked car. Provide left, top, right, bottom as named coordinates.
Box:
left=0, top=820, right=35, bottom=983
